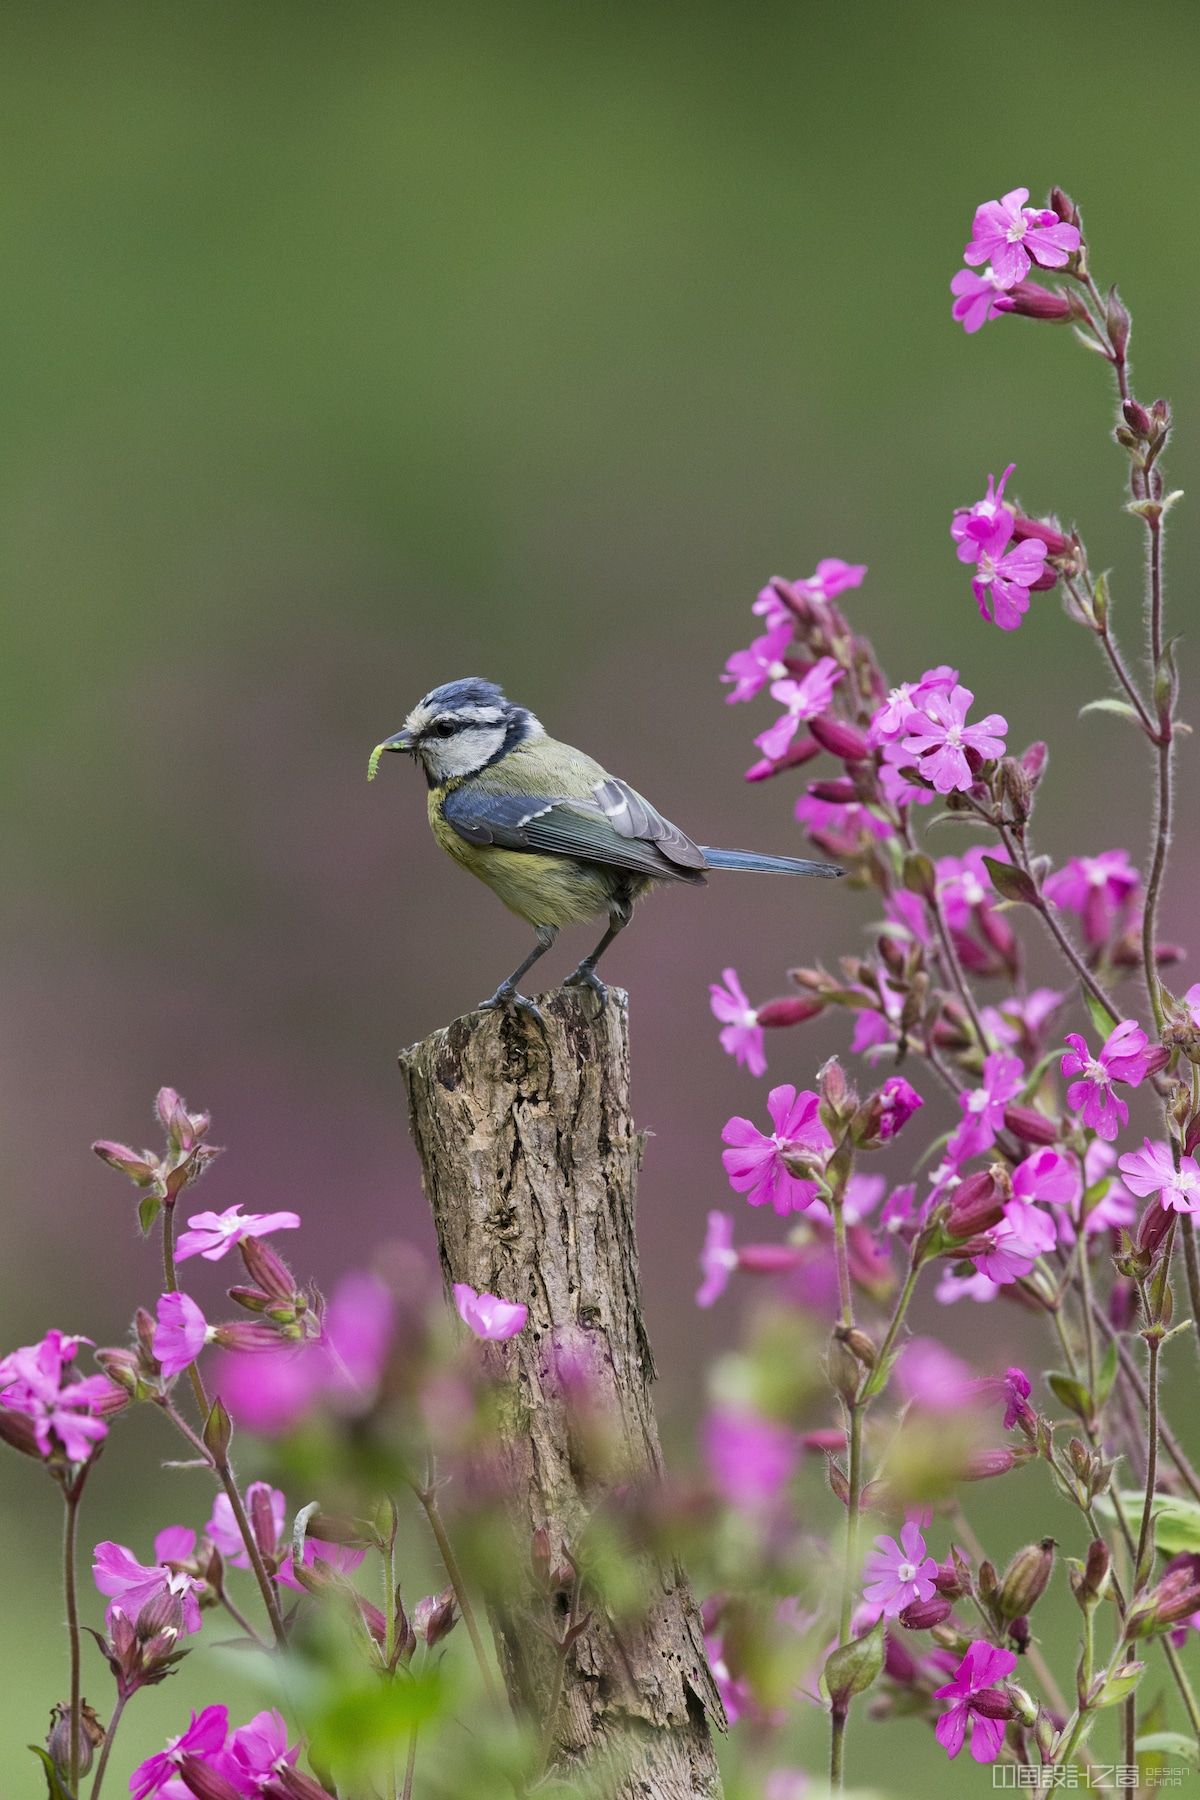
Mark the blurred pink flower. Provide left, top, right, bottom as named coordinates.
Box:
left=1011, top=1148, right=1079, bottom=1210
left=153, top=1292, right=210, bottom=1379
left=709, top=968, right=766, bottom=1077
left=899, top=685, right=1007, bottom=793
left=453, top=1283, right=528, bottom=1341
left=207, top=1482, right=286, bottom=1570
left=704, top=1406, right=797, bottom=1509
left=952, top=466, right=1016, bottom=562
left=0, top=1330, right=121, bottom=1464
left=93, top=1530, right=204, bottom=1635
left=895, top=1338, right=977, bottom=1412
left=863, top=1520, right=938, bottom=1617
left=131, top=1705, right=228, bottom=1800
left=948, top=1053, right=1023, bottom=1161
left=950, top=267, right=1014, bottom=333
left=1118, top=1140, right=1200, bottom=1215
left=276, top=1536, right=367, bottom=1592
left=722, top=1085, right=831, bottom=1215
left=224, top=1710, right=300, bottom=1790
left=974, top=1200, right=1057, bottom=1284
left=175, top=1203, right=301, bottom=1263
left=1044, top=850, right=1139, bottom=946
left=934, top=1640, right=1017, bottom=1762
left=1002, top=1367, right=1034, bottom=1432
left=964, top=187, right=1080, bottom=287
left=696, top=1211, right=737, bottom=1308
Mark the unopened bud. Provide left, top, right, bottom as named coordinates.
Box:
left=997, top=1539, right=1055, bottom=1622
left=971, top=1687, right=1016, bottom=1723
left=824, top=1618, right=885, bottom=1708
left=898, top=1594, right=952, bottom=1630
left=46, top=1700, right=104, bottom=1781
left=1136, top=1200, right=1175, bottom=1263
left=211, top=1321, right=290, bottom=1353
left=1049, top=186, right=1079, bottom=226
left=1003, top=1104, right=1060, bottom=1146
left=1127, top=1562, right=1200, bottom=1637
left=827, top=1334, right=861, bottom=1405
left=413, top=1586, right=458, bottom=1647
left=0, top=1405, right=46, bottom=1458
left=179, top=1753, right=246, bottom=1800
left=817, top=1055, right=855, bottom=1120
left=1004, top=282, right=1072, bottom=323
left=808, top=713, right=871, bottom=763
left=1021, top=741, right=1049, bottom=787
left=736, top=1243, right=803, bottom=1275
left=945, top=1172, right=1005, bottom=1239
left=263, top=1768, right=338, bottom=1800
left=1105, top=286, right=1131, bottom=360
left=964, top=1448, right=1017, bottom=1481
left=92, top=1140, right=157, bottom=1186
left=756, top=995, right=824, bottom=1028
left=239, top=1236, right=299, bottom=1305
left=1069, top=1539, right=1111, bottom=1610
left=744, top=736, right=821, bottom=782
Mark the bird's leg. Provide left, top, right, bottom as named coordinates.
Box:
left=479, top=925, right=558, bottom=1022
left=564, top=902, right=631, bottom=1005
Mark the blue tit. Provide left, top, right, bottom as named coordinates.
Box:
left=371, top=677, right=841, bottom=1018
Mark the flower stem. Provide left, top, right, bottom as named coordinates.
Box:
left=537, top=1566, right=582, bottom=1780
left=89, top=1690, right=128, bottom=1800
left=383, top=1523, right=399, bottom=1800
left=214, top=1462, right=287, bottom=1646
left=1135, top=1332, right=1161, bottom=1588
left=61, top=1469, right=87, bottom=1792
left=411, top=1471, right=501, bottom=1709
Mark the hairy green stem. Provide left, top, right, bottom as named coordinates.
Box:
left=411, top=1473, right=501, bottom=1709
left=89, top=1690, right=128, bottom=1800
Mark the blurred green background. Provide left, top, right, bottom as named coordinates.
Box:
left=4, top=0, right=1200, bottom=1791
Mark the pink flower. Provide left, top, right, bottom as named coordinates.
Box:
left=697, top=1211, right=737, bottom=1308
left=93, top=1530, right=204, bottom=1636
left=175, top=1203, right=301, bottom=1264
left=875, top=1076, right=923, bottom=1142
left=950, top=267, right=1015, bottom=333
left=710, top=968, right=766, bottom=1077
left=453, top=1283, right=528, bottom=1340
left=722, top=621, right=794, bottom=703
left=153, top=1292, right=211, bottom=1379
left=721, top=1085, right=832, bottom=1215
left=207, top=1482, right=286, bottom=1570
left=970, top=521, right=1048, bottom=631
left=275, top=1535, right=367, bottom=1593
left=224, top=1710, right=300, bottom=1791
left=755, top=657, right=843, bottom=762
left=898, top=685, right=1007, bottom=794
left=894, top=1339, right=977, bottom=1412
left=934, top=1640, right=1017, bottom=1763
left=862, top=1520, right=939, bottom=1617
left=1011, top=1148, right=1080, bottom=1211
left=952, top=466, right=1016, bottom=562
left=0, top=1331, right=122, bottom=1464
left=1118, top=1140, right=1200, bottom=1215
left=132, top=1706, right=229, bottom=1800
left=870, top=666, right=959, bottom=746
left=704, top=1406, right=796, bottom=1509
left=1002, top=1367, right=1034, bottom=1432
left=973, top=1200, right=1057, bottom=1284
left=936, top=846, right=1006, bottom=930
left=1044, top=850, right=1140, bottom=947
left=948, top=1053, right=1023, bottom=1161
left=1062, top=1019, right=1158, bottom=1141
left=753, top=560, right=867, bottom=627
left=964, top=187, right=1080, bottom=289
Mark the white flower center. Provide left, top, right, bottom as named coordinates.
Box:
left=967, top=1091, right=989, bottom=1114
left=977, top=553, right=996, bottom=582
left=1005, top=216, right=1028, bottom=245
left=944, top=725, right=963, bottom=748
left=897, top=1561, right=917, bottom=1583
left=1085, top=1059, right=1107, bottom=1083
left=768, top=660, right=787, bottom=680
left=740, top=1008, right=758, bottom=1029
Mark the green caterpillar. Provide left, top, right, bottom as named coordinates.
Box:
left=366, top=742, right=388, bottom=782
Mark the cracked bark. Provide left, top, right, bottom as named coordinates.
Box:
left=399, top=985, right=724, bottom=1799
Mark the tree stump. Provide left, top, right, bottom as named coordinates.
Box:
left=399, top=986, right=724, bottom=1798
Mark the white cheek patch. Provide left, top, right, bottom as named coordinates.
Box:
left=430, top=725, right=508, bottom=779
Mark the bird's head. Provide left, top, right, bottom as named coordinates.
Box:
left=370, top=678, right=544, bottom=785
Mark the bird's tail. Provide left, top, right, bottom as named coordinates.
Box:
left=700, top=847, right=843, bottom=879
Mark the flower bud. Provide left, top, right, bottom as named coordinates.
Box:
left=944, top=1172, right=1005, bottom=1239
left=46, top=1700, right=104, bottom=1781
left=756, top=995, right=824, bottom=1028
left=808, top=713, right=871, bottom=763
left=91, top=1140, right=157, bottom=1186
left=413, top=1586, right=458, bottom=1647
left=179, top=1754, right=246, bottom=1800
left=1021, top=740, right=1049, bottom=787
left=997, top=1539, right=1055, bottom=1622
left=817, top=1055, right=856, bottom=1122
left=211, top=1321, right=291, bottom=1353
left=1002, top=1104, right=1060, bottom=1147
left=736, top=1243, right=804, bottom=1275
left=239, top=1237, right=299, bottom=1306
left=898, top=1595, right=952, bottom=1630
left=964, top=1448, right=1017, bottom=1481
left=807, top=777, right=860, bottom=803
left=824, top=1618, right=885, bottom=1708
left=744, top=736, right=821, bottom=782
left=1004, top=281, right=1072, bottom=322
left=971, top=1688, right=1016, bottom=1722
left=0, top=1405, right=44, bottom=1459
left=826, top=1334, right=862, bottom=1405
left=1069, top=1539, right=1111, bottom=1610
left=1136, top=1199, right=1175, bottom=1263
left=263, top=1768, right=338, bottom=1800
left=1049, top=186, right=1079, bottom=226
left=1012, top=515, right=1073, bottom=559
left=1127, top=1563, right=1200, bottom=1637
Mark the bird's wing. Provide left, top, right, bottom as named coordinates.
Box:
left=592, top=777, right=708, bottom=870
left=442, top=786, right=706, bottom=883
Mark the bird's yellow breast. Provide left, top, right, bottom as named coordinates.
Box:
left=427, top=784, right=621, bottom=927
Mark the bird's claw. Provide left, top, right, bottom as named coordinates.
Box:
left=564, top=964, right=608, bottom=1004
left=479, top=984, right=544, bottom=1026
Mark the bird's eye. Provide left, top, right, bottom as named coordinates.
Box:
left=433, top=719, right=457, bottom=737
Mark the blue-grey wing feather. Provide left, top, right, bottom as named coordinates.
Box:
left=442, top=787, right=705, bottom=883
left=592, top=777, right=707, bottom=870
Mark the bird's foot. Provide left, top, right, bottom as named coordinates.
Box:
left=564, top=962, right=608, bottom=1004
left=478, top=982, right=544, bottom=1026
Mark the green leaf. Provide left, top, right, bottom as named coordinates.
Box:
left=982, top=855, right=1038, bottom=907
left=1091, top=1660, right=1145, bottom=1708
left=203, top=1396, right=233, bottom=1461
left=1093, top=1490, right=1200, bottom=1553
left=1081, top=984, right=1119, bottom=1037
left=823, top=1618, right=885, bottom=1704
left=1096, top=1340, right=1119, bottom=1405
left=1046, top=1371, right=1093, bottom=1422
left=137, top=1193, right=162, bottom=1236
left=28, top=1748, right=75, bottom=1800
left=1136, top=1732, right=1199, bottom=1766
left=1079, top=697, right=1141, bottom=725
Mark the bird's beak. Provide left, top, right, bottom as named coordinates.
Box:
left=366, top=729, right=415, bottom=782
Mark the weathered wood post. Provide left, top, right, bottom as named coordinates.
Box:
left=399, top=985, right=724, bottom=1798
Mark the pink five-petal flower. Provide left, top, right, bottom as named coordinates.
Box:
left=131, top=1706, right=230, bottom=1800
left=899, top=685, right=1007, bottom=794
left=453, top=1283, right=528, bottom=1341
left=709, top=968, right=766, bottom=1077
left=153, top=1292, right=211, bottom=1379
left=862, top=1519, right=939, bottom=1618
left=754, top=657, right=843, bottom=761
left=93, top=1532, right=204, bottom=1636
left=970, top=519, right=1048, bottom=631
left=1062, top=1019, right=1157, bottom=1141
left=964, top=187, right=1080, bottom=288
left=1118, top=1140, right=1200, bottom=1215
left=174, top=1203, right=302, bottom=1264
left=0, top=1330, right=123, bottom=1464
left=934, top=1640, right=1017, bottom=1763
left=950, top=267, right=1015, bottom=333
left=948, top=1052, right=1023, bottom=1161
left=696, top=1211, right=737, bottom=1308
left=721, top=1085, right=832, bottom=1216
left=225, top=1708, right=301, bottom=1789
left=1011, top=1148, right=1080, bottom=1211
left=973, top=1200, right=1057, bottom=1285
left=206, top=1482, right=286, bottom=1569
left=721, top=621, right=795, bottom=704
left=952, top=466, right=1017, bottom=563
left=1044, top=850, right=1140, bottom=948
left=752, top=560, right=867, bottom=626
